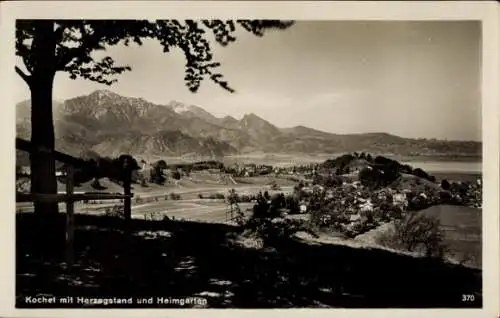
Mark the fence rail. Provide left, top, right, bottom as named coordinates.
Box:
left=16, top=192, right=133, bottom=203
left=16, top=138, right=134, bottom=267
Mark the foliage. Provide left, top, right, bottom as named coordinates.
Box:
left=306, top=185, right=409, bottom=238
left=153, top=160, right=168, bottom=170
left=413, top=168, right=430, bottom=181
left=405, top=188, right=441, bottom=211
left=17, top=20, right=294, bottom=91
left=226, top=189, right=245, bottom=225
left=67, top=154, right=141, bottom=186
left=235, top=191, right=318, bottom=247
left=446, top=180, right=482, bottom=208
left=244, top=217, right=319, bottom=247
left=376, top=213, right=448, bottom=259
left=171, top=170, right=182, bottom=180
left=206, top=193, right=225, bottom=200
left=359, top=166, right=400, bottom=190
left=172, top=160, right=225, bottom=171
left=321, top=154, right=355, bottom=170
left=16, top=20, right=293, bottom=217
left=150, top=165, right=166, bottom=185
left=104, top=204, right=125, bottom=218
left=321, top=153, right=436, bottom=183
left=441, top=179, right=451, bottom=190
left=312, top=174, right=343, bottom=188
left=169, top=193, right=181, bottom=200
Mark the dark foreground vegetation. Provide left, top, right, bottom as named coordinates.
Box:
left=17, top=213, right=481, bottom=308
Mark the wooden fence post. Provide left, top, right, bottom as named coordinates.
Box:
left=65, top=165, right=75, bottom=267
left=123, top=169, right=132, bottom=222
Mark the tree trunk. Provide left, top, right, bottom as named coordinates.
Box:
left=30, top=76, right=57, bottom=216
left=29, top=21, right=58, bottom=217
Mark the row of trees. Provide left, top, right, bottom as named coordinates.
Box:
left=320, top=153, right=436, bottom=184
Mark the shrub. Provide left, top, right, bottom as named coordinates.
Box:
left=238, top=194, right=252, bottom=203
left=198, top=193, right=204, bottom=199
left=172, top=170, right=182, bottom=180
left=441, top=179, right=451, bottom=190
left=241, top=193, right=318, bottom=247
left=245, top=217, right=318, bottom=247
left=150, top=167, right=166, bottom=185
left=439, top=190, right=452, bottom=204
left=208, top=193, right=225, bottom=200
left=400, top=164, right=413, bottom=174
left=284, top=194, right=300, bottom=214
left=359, top=167, right=384, bottom=189
left=376, top=213, right=448, bottom=259
left=412, top=168, right=436, bottom=182
left=169, top=193, right=181, bottom=200
left=90, top=178, right=106, bottom=190
left=104, top=204, right=125, bottom=218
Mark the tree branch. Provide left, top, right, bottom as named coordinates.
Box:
left=15, top=66, right=31, bottom=87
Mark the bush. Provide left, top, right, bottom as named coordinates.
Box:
left=241, top=193, right=318, bottom=247
left=172, top=170, right=182, bottom=180
left=439, top=190, right=452, bottom=204
left=150, top=167, right=166, bottom=185
left=90, top=178, right=106, bottom=190
left=441, top=179, right=451, bottom=190
left=238, top=194, right=253, bottom=203
left=412, top=168, right=435, bottom=182
left=314, top=174, right=343, bottom=188
left=169, top=193, right=181, bottom=200
left=359, top=167, right=385, bottom=189
left=208, top=193, right=225, bottom=200
left=198, top=194, right=204, bottom=199
left=104, top=204, right=125, bottom=218
left=245, top=217, right=318, bottom=247
left=376, top=213, right=448, bottom=259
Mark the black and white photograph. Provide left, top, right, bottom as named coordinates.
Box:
left=2, top=1, right=499, bottom=317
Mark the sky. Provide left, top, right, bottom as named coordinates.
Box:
left=14, top=21, right=482, bottom=141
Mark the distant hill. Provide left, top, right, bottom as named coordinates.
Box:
left=16, top=89, right=482, bottom=163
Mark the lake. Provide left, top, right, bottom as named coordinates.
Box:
left=401, top=161, right=482, bottom=174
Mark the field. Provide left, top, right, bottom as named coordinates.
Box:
left=16, top=172, right=297, bottom=222
left=419, top=205, right=482, bottom=268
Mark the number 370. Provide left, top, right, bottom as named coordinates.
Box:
left=462, top=294, right=475, bottom=302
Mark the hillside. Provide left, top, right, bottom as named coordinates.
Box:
left=16, top=90, right=482, bottom=162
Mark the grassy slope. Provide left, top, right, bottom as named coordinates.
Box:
left=419, top=205, right=482, bottom=268
left=16, top=213, right=482, bottom=309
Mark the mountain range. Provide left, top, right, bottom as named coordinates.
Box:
left=16, top=89, right=481, bottom=164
